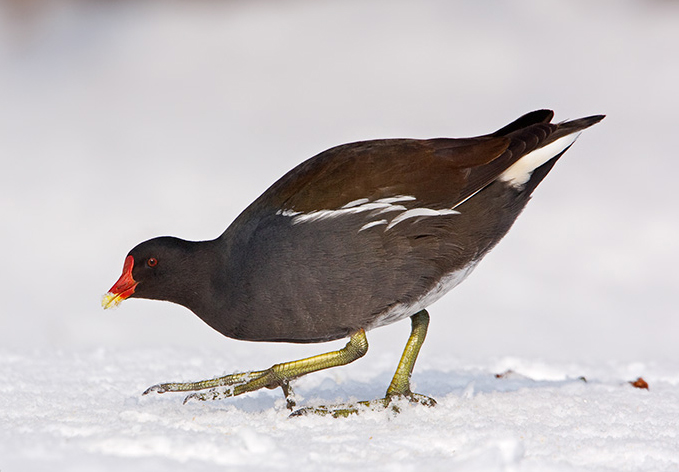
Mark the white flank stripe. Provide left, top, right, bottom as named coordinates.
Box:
left=386, top=207, right=460, bottom=230
left=290, top=203, right=397, bottom=224
left=358, top=219, right=388, bottom=232
left=276, top=209, right=302, bottom=217
left=341, top=198, right=370, bottom=209
left=373, top=195, right=416, bottom=204
left=283, top=195, right=416, bottom=225
left=375, top=204, right=407, bottom=215
left=500, top=132, right=580, bottom=188
left=278, top=194, right=461, bottom=231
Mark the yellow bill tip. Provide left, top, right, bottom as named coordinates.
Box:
left=101, top=292, right=124, bottom=310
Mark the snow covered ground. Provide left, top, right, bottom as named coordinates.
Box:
left=3, top=347, right=679, bottom=471
left=1, top=0, right=678, bottom=470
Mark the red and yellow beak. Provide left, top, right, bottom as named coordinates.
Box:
left=102, top=255, right=138, bottom=309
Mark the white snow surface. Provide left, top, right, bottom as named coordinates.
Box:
left=3, top=348, right=679, bottom=471
left=1, top=0, right=679, bottom=470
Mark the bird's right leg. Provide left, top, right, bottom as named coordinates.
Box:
left=143, top=329, right=369, bottom=409
left=290, top=310, right=435, bottom=417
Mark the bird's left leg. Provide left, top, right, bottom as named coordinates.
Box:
left=143, top=329, right=368, bottom=408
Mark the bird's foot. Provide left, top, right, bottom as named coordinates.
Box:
left=289, top=392, right=436, bottom=418
left=142, top=368, right=288, bottom=404
left=179, top=379, right=298, bottom=409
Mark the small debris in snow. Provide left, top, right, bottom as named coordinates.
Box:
left=495, top=370, right=529, bottom=380
left=629, top=377, right=649, bottom=390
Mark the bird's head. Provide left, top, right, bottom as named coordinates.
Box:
left=102, top=236, right=202, bottom=309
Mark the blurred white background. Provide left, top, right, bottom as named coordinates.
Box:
left=1, top=0, right=677, bottom=365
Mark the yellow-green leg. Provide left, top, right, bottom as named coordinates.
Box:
left=384, top=309, right=436, bottom=407
left=143, top=329, right=369, bottom=408
left=291, top=310, right=435, bottom=417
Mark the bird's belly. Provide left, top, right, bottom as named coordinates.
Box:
left=367, top=260, right=479, bottom=330
left=224, top=212, right=487, bottom=343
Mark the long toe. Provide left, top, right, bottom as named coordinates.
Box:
left=289, top=402, right=368, bottom=418
left=143, top=384, right=168, bottom=395
left=289, top=393, right=436, bottom=418
left=384, top=392, right=437, bottom=413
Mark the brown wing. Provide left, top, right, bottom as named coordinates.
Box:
left=245, top=109, right=602, bottom=216
left=265, top=136, right=510, bottom=213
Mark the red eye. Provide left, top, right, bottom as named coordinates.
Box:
left=147, top=258, right=158, bottom=267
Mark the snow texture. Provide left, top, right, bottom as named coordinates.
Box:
left=1, top=0, right=678, bottom=470
left=2, top=348, right=679, bottom=471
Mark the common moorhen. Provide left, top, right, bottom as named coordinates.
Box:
left=103, top=109, right=603, bottom=416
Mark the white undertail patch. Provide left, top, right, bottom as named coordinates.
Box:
left=369, top=261, right=479, bottom=329
left=499, top=132, right=581, bottom=189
